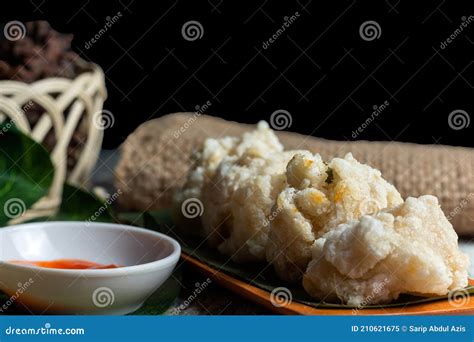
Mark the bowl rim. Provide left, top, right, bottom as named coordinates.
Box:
left=0, top=221, right=181, bottom=276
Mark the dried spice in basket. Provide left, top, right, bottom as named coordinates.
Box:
left=0, top=21, right=93, bottom=172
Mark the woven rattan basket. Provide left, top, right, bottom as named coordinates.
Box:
left=0, top=59, right=107, bottom=223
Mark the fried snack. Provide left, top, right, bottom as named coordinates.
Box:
left=202, top=150, right=305, bottom=262
left=303, top=196, right=470, bottom=305
left=173, top=121, right=284, bottom=238
left=266, top=152, right=403, bottom=282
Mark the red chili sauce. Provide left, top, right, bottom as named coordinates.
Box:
left=9, top=259, right=120, bottom=269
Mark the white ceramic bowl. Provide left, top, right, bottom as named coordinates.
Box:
left=0, top=221, right=180, bottom=315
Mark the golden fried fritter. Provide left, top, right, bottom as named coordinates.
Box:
left=266, top=152, right=403, bottom=282
left=303, top=196, right=470, bottom=305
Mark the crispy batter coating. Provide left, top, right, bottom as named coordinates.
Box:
left=174, top=121, right=300, bottom=260
left=202, top=151, right=306, bottom=262
left=266, top=152, right=403, bottom=282
left=174, top=121, right=283, bottom=207
left=303, top=195, right=470, bottom=305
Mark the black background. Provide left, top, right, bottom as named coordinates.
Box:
left=2, top=0, right=473, bottom=148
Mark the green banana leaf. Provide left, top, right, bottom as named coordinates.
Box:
left=130, top=268, right=182, bottom=315
left=126, top=209, right=474, bottom=310
left=53, top=183, right=114, bottom=222
left=0, top=123, right=54, bottom=225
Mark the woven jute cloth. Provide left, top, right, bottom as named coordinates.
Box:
left=115, top=113, right=474, bottom=236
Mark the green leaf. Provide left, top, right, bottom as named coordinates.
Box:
left=117, top=211, right=155, bottom=227
left=130, top=268, right=182, bottom=315
left=54, top=184, right=114, bottom=222
left=26, top=184, right=114, bottom=223
left=135, top=209, right=474, bottom=309
left=0, top=124, right=54, bottom=225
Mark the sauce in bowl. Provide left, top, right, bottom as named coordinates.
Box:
left=9, top=259, right=120, bottom=270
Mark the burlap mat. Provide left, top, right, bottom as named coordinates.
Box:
left=115, top=113, right=474, bottom=236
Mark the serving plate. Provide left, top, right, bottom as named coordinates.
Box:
left=182, top=253, right=474, bottom=315
left=122, top=210, right=474, bottom=316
